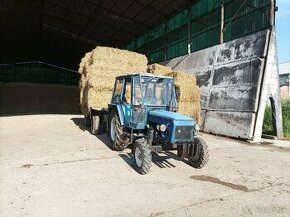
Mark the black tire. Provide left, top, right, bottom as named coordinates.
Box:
left=188, top=137, right=209, bottom=169
left=133, top=138, right=152, bottom=175
left=108, top=110, right=127, bottom=151
left=90, top=115, right=100, bottom=135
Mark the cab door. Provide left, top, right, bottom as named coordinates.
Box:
left=121, top=78, right=132, bottom=126
left=130, top=75, right=146, bottom=129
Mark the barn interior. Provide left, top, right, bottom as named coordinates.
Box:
left=0, top=0, right=282, bottom=141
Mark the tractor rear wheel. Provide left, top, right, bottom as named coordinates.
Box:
left=188, top=137, right=209, bottom=169
left=90, top=115, right=101, bottom=135
left=133, top=138, right=152, bottom=175
left=109, top=110, right=127, bottom=151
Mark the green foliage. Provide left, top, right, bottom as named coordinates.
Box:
left=263, top=101, right=290, bottom=138
left=282, top=101, right=290, bottom=138
left=262, top=105, right=273, bottom=134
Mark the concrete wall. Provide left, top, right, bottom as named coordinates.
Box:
left=0, top=83, right=80, bottom=115
left=162, top=29, right=283, bottom=141
left=252, top=28, right=283, bottom=141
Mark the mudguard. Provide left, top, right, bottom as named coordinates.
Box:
left=108, top=104, right=125, bottom=126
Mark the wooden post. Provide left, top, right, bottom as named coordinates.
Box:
left=220, top=4, right=224, bottom=44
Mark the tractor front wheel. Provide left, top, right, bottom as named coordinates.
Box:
left=109, top=110, right=127, bottom=151
left=188, top=137, right=209, bottom=169
left=133, top=138, right=152, bottom=175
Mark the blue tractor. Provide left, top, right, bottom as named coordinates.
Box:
left=107, top=73, right=208, bottom=174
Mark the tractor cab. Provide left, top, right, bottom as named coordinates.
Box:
left=110, top=74, right=177, bottom=129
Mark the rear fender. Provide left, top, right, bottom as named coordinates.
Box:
left=108, top=104, right=125, bottom=126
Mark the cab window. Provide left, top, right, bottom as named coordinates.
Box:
left=112, top=79, right=123, bottom=103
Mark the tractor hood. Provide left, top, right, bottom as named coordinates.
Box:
left=148, top=110, right=196, bottom=144
left=148, top=110, right=194, bottom=123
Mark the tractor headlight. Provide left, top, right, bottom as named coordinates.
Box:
left=194, top=124, right=200, bottom=131
left=159, top=124, right=167, bottom=132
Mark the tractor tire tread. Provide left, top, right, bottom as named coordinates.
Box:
left=134, top=138, right=152, bottom=175
left=114, top=114, right=127, bottom=151
left=189, top=137, right=209, bottom=169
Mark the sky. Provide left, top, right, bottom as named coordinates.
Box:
left=276, top=0, right=290, bottom=63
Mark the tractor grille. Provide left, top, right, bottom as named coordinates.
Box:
left=175, top=126, right=193, bottom=140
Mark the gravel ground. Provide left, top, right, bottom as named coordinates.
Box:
left=0, top=114, right=290, bottom=217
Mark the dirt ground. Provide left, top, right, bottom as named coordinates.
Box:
left=0, top=114, right=290, bottom=217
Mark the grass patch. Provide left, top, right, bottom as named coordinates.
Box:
left=263, top=100, right=290, bottom=139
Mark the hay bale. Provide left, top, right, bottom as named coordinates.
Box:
left=166, top=70, right=196, bottom=85
left=146, top=64, right=201, bottom=123
left=167, top=70, right=201, bottom=123
left=79, top=46, right=147, bottom=115
left=177, top=102, right=201, bottom=124
left=147, top=64, right=172, bottom=75
left=175, top=84, right=201, bottom=102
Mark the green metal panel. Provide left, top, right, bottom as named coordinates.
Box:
left=0, top=62, right=79, bottom=86
left=191, top=0, right=221, bottom=17
left=223, top=0, right=270, bottom=41
left=167, top=24, right=188, bottom=59
left=168, top=9, right=188, bottom=31
left=121, top=0, right=271, bottom=63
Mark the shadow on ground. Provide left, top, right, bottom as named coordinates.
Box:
left=70, top=117, right=189, bottom=173
left=119, top=151, right=180, bottom=174
left=71, top=117, right=87, bottom=131
left=71, top=117, right=111, bottom=148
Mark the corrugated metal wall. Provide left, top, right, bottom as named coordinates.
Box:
left=123, top=0, right=271, bottom=63
left=0, top=62, right=79, bottom=86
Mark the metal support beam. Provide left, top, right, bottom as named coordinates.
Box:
left=85, top=0, right=151, bottom=29
left=220, top=3, right=224, bottom=44
left=112, top=0, right=156, bottom=38
left=115, top=0, right=177, bottom=47
left=223, top=0, right=247, bottom=34
left=187, top=3, right=191, bottom=54
left=270, top=0, right=275, bottom=27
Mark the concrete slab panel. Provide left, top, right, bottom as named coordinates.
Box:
left=196, top=70, right=212, bottom=88
left=161, top=30, right=270, bottom=140
left=212, top=61, right=258, bottom=87
left=208, top=86, right=258, bottom=112
left=215, top=31, right=268, bottom=65
left=203, top=111, right=256, bottom=139
left=163, top=47, right=216, bottom=71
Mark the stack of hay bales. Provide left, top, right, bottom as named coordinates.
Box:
left=147, top=64, right=201, bottom=124
left=78, top=46, right=148, bottom=115
left=147, top=63, right=172, bottom=76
